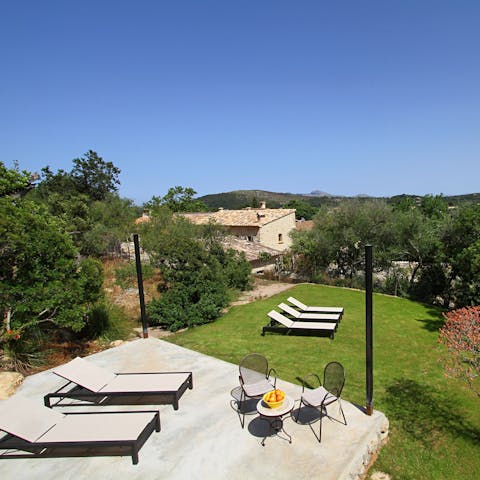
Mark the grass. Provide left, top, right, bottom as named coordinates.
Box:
left=167, top=283, right=480, bottom=479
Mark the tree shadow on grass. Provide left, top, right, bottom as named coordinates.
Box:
left=384, top=378, right=480, bottom=446
left=416, top=317, right=445, bottom=332
left=415, top=305, right=446, bottom=332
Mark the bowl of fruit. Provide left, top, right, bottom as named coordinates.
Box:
left=262, top=389, right=285, bottom=408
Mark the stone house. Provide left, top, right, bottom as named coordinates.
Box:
left=181, top=202, right=296, bottom=252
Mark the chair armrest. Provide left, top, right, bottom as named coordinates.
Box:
left=267, top=368, right=278, bottom=388
left=320, top=390, right=332, bottom=404
left=300, top=373, right=321, bottom=393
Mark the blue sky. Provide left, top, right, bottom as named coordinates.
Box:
left=1, top=1, right=479, bottom=204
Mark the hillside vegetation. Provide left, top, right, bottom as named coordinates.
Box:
left=199, top=189, right=480, bottom=210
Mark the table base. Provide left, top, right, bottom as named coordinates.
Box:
left=259, top=416, right=292, bottom=446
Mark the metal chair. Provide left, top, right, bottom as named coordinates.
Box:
left=238, top=353, right=277, bottom=428
left=295, top=361, right=347, bottom=442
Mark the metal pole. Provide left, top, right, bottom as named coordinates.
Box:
left=133, top=234, right=148, bottom=338
left=365, top=244, right=373, bottom=415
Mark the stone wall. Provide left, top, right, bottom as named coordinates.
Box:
left=258, top=211, right=296, bottom=251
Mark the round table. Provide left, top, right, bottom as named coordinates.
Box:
left=256, top=395, right=294, bottom=446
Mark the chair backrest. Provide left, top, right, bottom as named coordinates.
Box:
left=239, top=353, right=269, bottom=385
left=323, top=361, right=345, bottom=397
left=287, top=296, right=308, bottom=310
left=267, top=310, right=295, bottom=328
left=53, top=356, right=117, bottom=392
left=0, top=396, right=65, bottom=443
left=278, top=303, right=301, bottom=318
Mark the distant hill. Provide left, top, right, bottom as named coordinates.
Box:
left=198, top=190, right=480, bottom=210
left=307, top=190, right=333, bottom=197
left=389, top=193, right=480, bottom=206
left=199, top=189, right=361, bottom=210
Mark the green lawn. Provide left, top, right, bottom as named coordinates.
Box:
left=167, top=284, right=480, bottom=479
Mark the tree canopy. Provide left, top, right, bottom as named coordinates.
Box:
left=145, top=186, right=208, bottom=213
left=27, top=151, right=138, bottom=257
left=291, top=199, right=480, bottom=307
left=0, top=161, right=37, bottom=197
left=0, top=197, right=103, bottom=337
left=71, top=150, right=121, bottom=201
left=1, top=158, right=123, bottom=370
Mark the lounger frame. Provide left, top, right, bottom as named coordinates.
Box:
left=44, top=371, right=193, bottom=410
left=0, top=410, right=160, bottom=465
left=287, top=296, right=344, bottom=318
left=278, top=303, right=341, bottom=323
left=262, top=311, right=337, bottom=339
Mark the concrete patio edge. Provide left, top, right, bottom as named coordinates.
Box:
left=0, top=338, right=389, bottom=480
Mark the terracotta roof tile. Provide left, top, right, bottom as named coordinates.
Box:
left=181, top=208, right=295, bottom=227
left=222, top=236, right=282, bottom=261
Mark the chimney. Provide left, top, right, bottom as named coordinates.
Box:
left=260, top=201, right=266, bottom=209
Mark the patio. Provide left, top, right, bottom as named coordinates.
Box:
left=0, top=338, right=388, bottom=479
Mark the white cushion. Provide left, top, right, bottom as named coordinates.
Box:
left=53, top=357, right=116, bottom=392
left=0, top=396, right=65, bottom=442
left=243, top=379, right=273, bottom=397
left=302, top=386, right=337, bottom=407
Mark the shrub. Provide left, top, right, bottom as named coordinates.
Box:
left=218, top=249, right=252, bottom=291
left=147, top=279, right=229, bottom=332
left=0, top=328, right=48, bottom=373
left=140, top=213, right=251, bottom=331
left=82, top=302, right=133, bottom=341
left=438, top=306, right=480, bottom=397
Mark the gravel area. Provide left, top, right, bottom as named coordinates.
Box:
left=231, top=278, right=295, bottom=305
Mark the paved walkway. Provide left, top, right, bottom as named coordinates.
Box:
left=0, top=338, right=388, bottom=479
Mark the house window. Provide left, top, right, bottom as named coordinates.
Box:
left=248, top=236, right=254, bottom=242
left=278, top=233, right=283, bottom=243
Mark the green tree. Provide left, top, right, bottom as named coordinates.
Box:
left=71, top=150, right=121, bottom=201
left=139, top=211, right=251, bottom=331
left=441, top=204, right=480, bottom=307
left=29, top=155, right=135, bottom=257
left=449, top=240, right=480, bottom=307
left=249, top=195, right=260, bottom=208
left=143, top=217, right=229, bottom=331
left=283, top=199, right=318, bottom=220
left=390, top=195, right=418, bottom=212
left=420, top=194, right=448, bottom=219
left=291, top=200, right=396, bottom=282
left=82, top=195, right=140, bottom=257
left=442, top=204, right=480, bottom=260
left=145, top=186, right=208, bottom=213
left=393, top=209, right=445, bottom=287
left=0, top=161, right=37, bottom=197
left=0, top=198, right=103, bottom=345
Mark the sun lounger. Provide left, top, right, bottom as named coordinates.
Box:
left=0, top=396, right=160, bottom=464
left=287, top=296, right=344, bottom=317
left=44, top=356, right=193, bottom=410
left=262, top=310, right=337, bottom=338
left=278, top=303, right=341, bottom=322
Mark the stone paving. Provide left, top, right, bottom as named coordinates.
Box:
left=0, top=338, right=388, bottom=480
